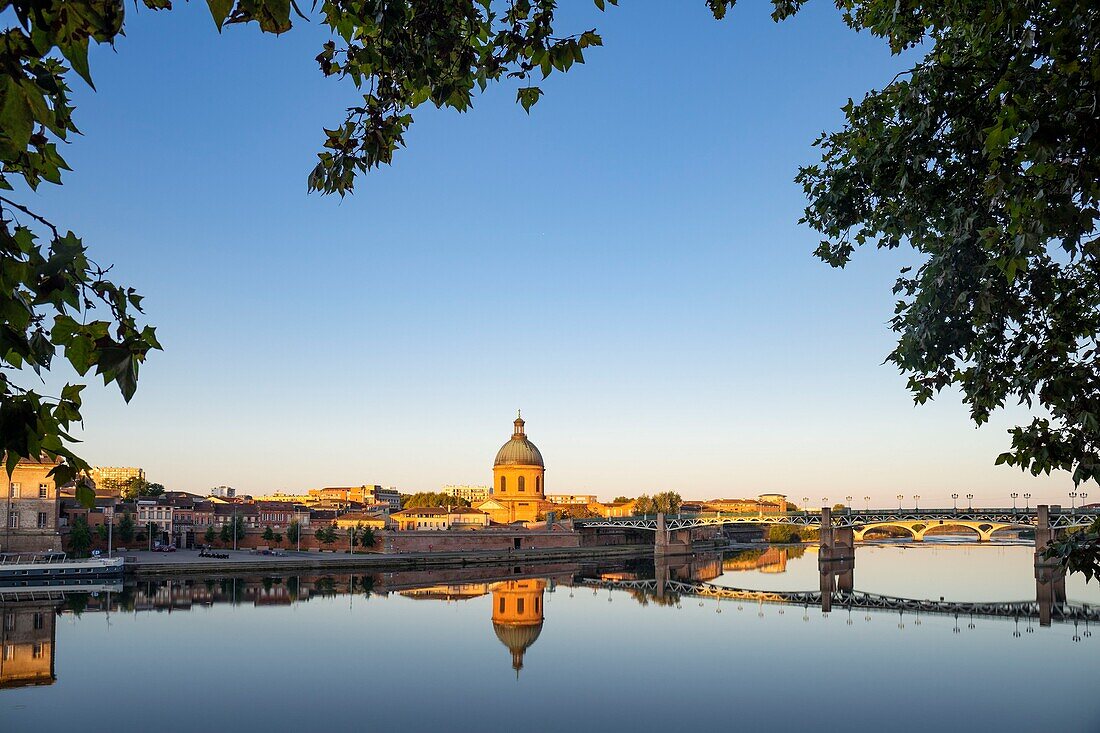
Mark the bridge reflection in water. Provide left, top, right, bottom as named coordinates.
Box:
left=578, top=539, right=1095, bottom=633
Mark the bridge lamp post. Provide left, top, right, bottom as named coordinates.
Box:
left=845, top=496, right=853, bottom=515
left=913, top=495, right=920, bottom=510
left=1011, top=492, right=1019, bottom=512
left=1080, top=493, right=1087, bottom=509
left=966, top=493, right=974, bottom=510
left=864, top=496, right=870, bottom=512
left=802, top=497, right=809, bottom=515
left=897, top=494, right=904, bottom=511
left=1070, top=492, right=1078, bottom=512
left=821, top=497, right=828, bottom=511
left=951, top=493, right=959, bottom=512
left=1023, top=493, right=1031, bottom=510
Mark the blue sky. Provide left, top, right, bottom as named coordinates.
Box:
left=24, top=1, right=1080, bottom=504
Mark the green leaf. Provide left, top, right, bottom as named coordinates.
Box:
left=207, top=0, right=234, bottom=29
left=517, top=86, right=543, bottom=113
left=60, top=37, right=94, bottom=89
left=75, top=482, right=96, bottom=509
left=0, top=78, right=34, bottom=153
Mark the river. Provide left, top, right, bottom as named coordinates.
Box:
left=2, top=542, right=1097, bottom=732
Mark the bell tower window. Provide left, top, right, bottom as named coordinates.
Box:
left=518, top=476, right=525, bottom=493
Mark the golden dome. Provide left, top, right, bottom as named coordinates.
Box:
left=494, top=412, right=544, bottom=468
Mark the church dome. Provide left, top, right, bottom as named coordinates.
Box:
left=494, top=413, right=544, bottom=467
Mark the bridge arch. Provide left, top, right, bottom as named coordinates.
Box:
left=853, top=520, right=1029, bottom=543
left=853, top=523, right=919, bottom=542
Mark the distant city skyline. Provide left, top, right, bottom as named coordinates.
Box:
left=37, top=3, right=1082, bottom=505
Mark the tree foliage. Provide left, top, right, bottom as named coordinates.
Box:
left=1043, top=518, right=1100, bottom=582
left=67, top=515, right=91, bottom=555
left=117, top=510, right=134, bottom=542
left=785, top=0, right=1100, bottom=486
left=120, top=476, right=164, bottom=500
left=315, top=524, right=338, bottom=544
left=402, top=492, right=470, bottom=509
left=633, top=492, right=682, bottom=515
left=219, top=516, right=245, bottom=544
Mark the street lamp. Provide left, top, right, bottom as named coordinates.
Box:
left=864, top=496, right=870, bottom=512
left=802, top=497, right=809, bottom=514
left=1011, top=492, right=1019, bottom=511
left=1080, top=493, right=1088, bottom=508
left=913, top=495, right=920, bottom=511
left=845, top=496, right=853, bottom=514
left=966, top=493, right=974, bottom=510
left=897, top=494, right=904, bottom=511
left=1070, top=492, right=1078, bottom=511
left=951, top=493, right=959, bottom=512
left=1023, top=493, right=1031, bottom=510
left=821, top=497, right=828, bottom=510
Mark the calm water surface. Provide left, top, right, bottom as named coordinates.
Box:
left=3, top=543, right=1098, bottom=733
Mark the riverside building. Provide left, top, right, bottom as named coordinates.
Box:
left=476, top=413, right=550, bottom=524
left=1, top=455, right=62, bottom=553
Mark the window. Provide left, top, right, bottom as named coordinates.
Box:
left=38, top=483, right=48, bottom=499
left=37, top=512, right=48, bottom=529
left=499, top=597, right=506, bottom=613
left=517, top=598, right=525, bottom=614
left=535, top=597, right=540, bottom=613
left=3, top=612, right=13, bottom=631
left=3, top=645, right=12, bottom=661
left=32, top=643, right=43, bottom=659
left=7, top=514, right=17, bottom=529
left=536, top=476, right=542, bottom=494
left=518, top=476, right=525, bottom=493
left=33, top=613, right=44, bottom=630
left=9, top=482, right=19, bottom=497
left=499, top=476, right=506, bottom=493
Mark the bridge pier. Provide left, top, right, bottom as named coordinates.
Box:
left=654, top=513, right=693, bottom=557
left=1034, top=505, right=1067, bottom=627
left=818, top=507, right=855, bottom=613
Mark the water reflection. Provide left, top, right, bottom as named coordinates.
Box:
left=1, top=545, right=1097, bottom=699
left=0, top=602, right=55, bottom=688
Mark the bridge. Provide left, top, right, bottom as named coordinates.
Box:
left=577, top=576, right=1100, bottom=625
left=574, top=507, right=1099, bottom=536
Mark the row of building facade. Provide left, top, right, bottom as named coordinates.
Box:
left=1, top=416, right=791, bottom=553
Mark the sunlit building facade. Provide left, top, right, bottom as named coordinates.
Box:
left=477, top=413, right=549, bottom=524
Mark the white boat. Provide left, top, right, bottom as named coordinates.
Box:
left=0, top=551, right=125, bottom=586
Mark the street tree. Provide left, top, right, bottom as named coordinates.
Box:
left=117, top=511, right=134, bottom=542
left=68, top=516, right=92, bottom=556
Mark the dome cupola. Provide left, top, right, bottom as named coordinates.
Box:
left=494, top=411, right=544, bottom=468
